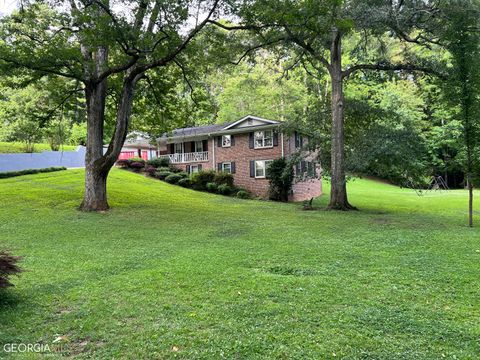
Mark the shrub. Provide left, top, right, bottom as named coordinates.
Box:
left=165, top=173, right=183, bottom=184
left=217, top=183, right=233, bottom=195
left=178, top=172, right=189, bottom=179
left=190, top=170, right=216, bottom=190
left=154, top=171, right=172, bottom=180
left=0, top=167, right=67, bottom=179
left=206, top=182, right=218, bottom=193
left=147, top=157, right=170, bottom=168
left=128, top=157, right=145, bottom=165
left=116, top=159, right=129, bottom=168
left=214, top=172, right=234, bottom=187
left=267, top=157, right=294, bottom=202
left=144, top=165, right=156, bottom=176
left=129, top=161, right=145, bottom=172
left=236, top=190, right=250, bottom=199
left=169, top=165, right=183, bottom=173
left=157, top=167, right=171, bottom=172
left=0, top=250, right=22, bottom=288
left=178, top=178, right=192, bottom=188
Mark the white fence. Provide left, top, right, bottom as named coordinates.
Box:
left=159, top=151, right=208, bottom=164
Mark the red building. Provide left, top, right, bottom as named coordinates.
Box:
left=118, top=132, right=158, bottom=161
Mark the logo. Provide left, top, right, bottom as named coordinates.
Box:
left=3, top=343, right=52, bottom=353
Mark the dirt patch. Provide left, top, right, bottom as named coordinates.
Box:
left=265, top=265, right=318, bottom=277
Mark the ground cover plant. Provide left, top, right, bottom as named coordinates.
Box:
left=0, top=167, right=66, bottom=179
left=0, top=168, right=478, bottom=359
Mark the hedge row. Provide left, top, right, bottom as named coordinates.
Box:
left=0, top=167, right=67, bottom=179
left=153, top=169, right=250, bottom=199
left=117, top=158, right=252, bottom=199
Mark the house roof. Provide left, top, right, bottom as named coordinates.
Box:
left=123, top=131, right=156, bottom=149
left=157, top=115, right=282, bottom=143
left=167, top=122, right=236, bottom=138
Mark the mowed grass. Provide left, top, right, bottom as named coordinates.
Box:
left=0, top=142, right=76, bottom=154
left=0, top=169, right=479, bottom=359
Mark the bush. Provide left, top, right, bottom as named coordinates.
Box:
left=267, top=157, right=294, bottom=202
left=165, top=173, right=183, bottom=184
left=147, top=157, right=170, bottom=168
left=128, top=157, right=145, bottom=165
left=206, top=182, right=218, bottom=193
left=178, top=172, right=189, bottom=179
left=144, top=165, right=156, bottom=176
left=0, top=250, right=22, bottom=288
left=129, top=161, right=145, bottom=172
left=190, top=170, right=216, bottom=190
left=214, top=172, right=234, bottom=187
left=217, top=183, right=233, bottom=195
left=169, top=165, right=183, bottom=173
left=178, top=178, right=192, bottom=188
left=157, top=167, right=171, bottom=172
left=154, top=171, right=172, bottom=180
left=236, top=190, right=250, bottom=199
left=0, top=167, right=67, bottom=179
left=116, top=159, right=129, bottom=168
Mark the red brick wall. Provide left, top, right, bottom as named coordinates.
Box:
left=214, top=133, right=285, bottom=197
left=290, top=178, right=322, bottom=202
left=165, top=132, right=322, bottom=200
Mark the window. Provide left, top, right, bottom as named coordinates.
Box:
left=222, top=162, right=232, bottom=173
left=254, top=130, right=273, bottom=148
left=255, top=160, right=273, bottom=178
left=295, top=132, right=303, bottom=148
left=194, top=140, right=203, bottom=152
left=222, top=135, right=231, bottom=147
left=174, top=143, right=183, bottom=154
left=191, top=165, right=200, bottom=174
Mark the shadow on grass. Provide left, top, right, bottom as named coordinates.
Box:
left=0, top=288, right=25, bottom=309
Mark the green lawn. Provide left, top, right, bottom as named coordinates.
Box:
left=0, top=169, right=479, bottom=359
left=0, top=142, right=76, bottom=154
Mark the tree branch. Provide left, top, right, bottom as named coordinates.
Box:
left=0, top=56, right=83, bottom=81
left=283, top=26, right=331, bottom=71
left=138, top=0, right=220, bottom=74
left=342, top=62, right=445, bottom=79
left=230, top=37, right=286, bottom=65
left=174, top=59, right=197, bottom=105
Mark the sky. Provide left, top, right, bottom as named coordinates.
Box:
left=0, top=0, right=17, bottom=16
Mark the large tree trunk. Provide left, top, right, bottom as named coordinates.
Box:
left=80, top=75, right=109, bottom=211
left=327, top=29, right=355, bottom=210
left=80, top=65, right=140, bottom=211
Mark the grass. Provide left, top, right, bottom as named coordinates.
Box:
left=0, top=142, right=76, bottom=153
left=0, top=169, right=479, bottom=359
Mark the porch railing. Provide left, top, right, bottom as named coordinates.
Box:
left=159, top=151, right=208, bottom=164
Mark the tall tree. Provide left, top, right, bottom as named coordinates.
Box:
left=436, top=0, right=480, bottom=226
left=0, top=0, right=224, bottom=211
left=220, top=0, right=440, bottom=209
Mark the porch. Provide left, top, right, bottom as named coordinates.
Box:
left=159, top=151, right=209, bottom=164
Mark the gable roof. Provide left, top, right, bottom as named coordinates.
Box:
left=222, top=115, right=280, bottom=130
left=157, top=115, right=282, bottom=143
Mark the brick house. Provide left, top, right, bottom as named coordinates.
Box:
left=156, top=115, right=322, bottom=201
